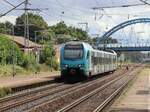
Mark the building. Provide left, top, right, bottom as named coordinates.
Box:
left=7, top=35, right=61, bottom=64
left=7, top=35, right=41, bottom=53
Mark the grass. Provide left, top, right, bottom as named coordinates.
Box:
left=0, top=64, right=59, bottom=77
left=0, top=87, right=12, bottom=98
left=38, top=64, right=54, bottom=72
left=0, top=65, right=27, bottom=77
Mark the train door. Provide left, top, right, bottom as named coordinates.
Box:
left=113, top=55, right=115, bottom=70
left=109, top=54, right=111, bottom=71
left=99, top=53, right=102, bottom=74
left=106, top=54, right=108, bottom=72
left=89, top=50, right=93, bottom=76
left=98, top=53, right=100, bottom=73
left=115, top=55, right=117, bottom=69
left=101, top=53, right=104, bottom=73
left=86, top=50, right=90, bottom=76
left=107, top=54, right=110, bottom=72
left=91, top=51, right=95, bottom=75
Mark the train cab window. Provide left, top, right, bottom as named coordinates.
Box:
left=64, top=44, right=84, bottom=60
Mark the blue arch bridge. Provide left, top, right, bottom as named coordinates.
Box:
left=96, top=18, right=150, bottom=51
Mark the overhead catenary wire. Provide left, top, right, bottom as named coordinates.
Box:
left=1, top=0, right=149, bottom=23
left=2, top=0, right=150, bottom=39
left=92, top=3, right=146, bottom=9
left=54, top=0, right=83, bottom=18
left=91, top=0, right=150, bottom=24
left=41, top=10, right=84, bottom=23
left=37, top=1, right=93, bottom=22
left=139, top=0, right=150, bottom=5
left=51, top=0, right=94, bottom=14
left=3, top=0, right=16, bottom=7
left=32, top=0, right=87, bottom=22
left=0, top=1, right=26, bottom=17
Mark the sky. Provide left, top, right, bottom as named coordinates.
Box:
left=0, top=0, right=150, bottom=43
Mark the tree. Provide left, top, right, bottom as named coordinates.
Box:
left=22, top=52, right=38, bottom=71
left=0, top=34, right=24, bottom=65
left=51, top=21, right=68, bottom=35
left=50, top=21, right=90, bottom=44
left=37, top=30, right=55, bottom=44
left=0, top=21, right=13, bottom=34
left=39, top=42, right=58, bottom=70
left=15, top=13, right=48, bottom=41
left=123, top=52, right=144, bottom=62
left=75, top=28, right=89, bottom=40
left=93, top=37, right=118, bottom=44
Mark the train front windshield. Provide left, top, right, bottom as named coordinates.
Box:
left=64, top=44, right=83, bottom=60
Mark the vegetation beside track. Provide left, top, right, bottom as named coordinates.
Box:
left=0, top=12, right=91, bottom=77
left=0, top=34, right=59, bottom=77
left=0, top=87, right=12, bottom=98
left=0, top=12, right=147, bottom=76
left=0, top=65, right=26, bottom=77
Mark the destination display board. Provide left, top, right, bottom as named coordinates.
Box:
left=65, top=44, right=83, bottom=49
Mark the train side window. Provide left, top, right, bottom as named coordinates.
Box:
left=87, top=51, right=90, bottom=59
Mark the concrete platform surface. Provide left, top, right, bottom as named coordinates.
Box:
left=108, top=68, right=150, bottom=112
left=0, top=71, right=60, bottom=88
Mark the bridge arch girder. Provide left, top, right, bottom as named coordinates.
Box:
left=96, top=18, right=150, bottom=46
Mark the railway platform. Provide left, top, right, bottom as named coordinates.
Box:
left=0, top=71, right=60, bottom=88
left=108, top=68, right=150, bottom=112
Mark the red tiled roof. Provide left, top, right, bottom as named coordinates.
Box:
left=6, top=35, right=41, bottom=48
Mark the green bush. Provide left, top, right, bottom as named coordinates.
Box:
left=0, top=65, right=26, bottom=77
left=51, top=57, right=59, bottom=70
left=22, top=53, right=39, bottom=72
left=0, top=34, right=59, bottom=75
left=0, top=34, right=24, bottom=66
left=40, top=43, right=59, bottom=70
left=0, top=87, right=12, bottom=98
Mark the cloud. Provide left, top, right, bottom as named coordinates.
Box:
left=0, top=15, right=17, bottom=24
left=0, top=0, right=150, bottom=41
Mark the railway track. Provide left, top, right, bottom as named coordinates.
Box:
left=26, top=67, right=137, bottom=112
left=58, top=69, right=139, bottom=112
left=0, top=69, right=127, bottom=112
left=0, top=82, right=78, bottom=112
left=0, top=83, right=62, bottom=104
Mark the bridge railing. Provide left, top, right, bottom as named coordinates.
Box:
left=98, top=43, right=150, bottom=48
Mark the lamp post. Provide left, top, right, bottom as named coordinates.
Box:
left=34, top=31, right=39, bottom=63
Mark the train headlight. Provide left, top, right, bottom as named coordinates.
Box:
left=62, top=64, right=68, bottom=69
left=78, top=64, right=84, bottom=68
left=78, top=64, right=82, bottom=67
left=64, top=64, right=68, bottom=67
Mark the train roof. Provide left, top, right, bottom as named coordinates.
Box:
left=92, top=49, right=117, bottom=55
left=62, top=41, right=117, bottom=55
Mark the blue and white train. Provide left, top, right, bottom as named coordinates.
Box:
left=60, top=41, right=117, bottom=79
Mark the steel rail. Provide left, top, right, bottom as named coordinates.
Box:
left=0, top=83, right=62, bottom=103
left=0, top=69, right=130, bottom=111
left=26, top=70, right=127, bottom=112
left=0, top=73, right=115, bottom=111
left=93, top=75, right=136, bottom=112
left=57, top=74, right=127, bottom=112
